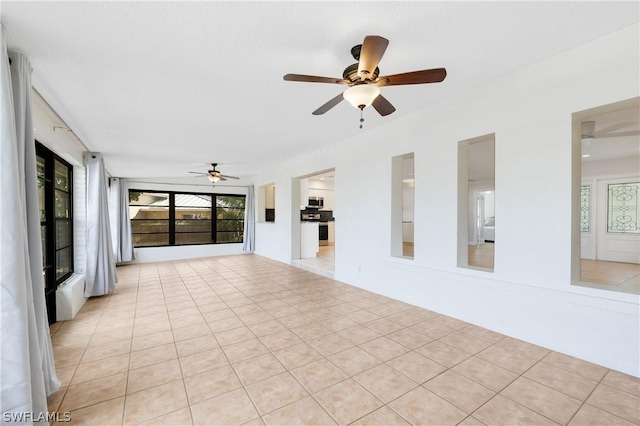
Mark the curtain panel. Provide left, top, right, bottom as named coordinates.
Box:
left=243, top=185, right=255, bottom=252
left=109, top=177, right=134, bottom=263
left=84, top=153, right=117, bottom=297
left=1, top=32, right=60, bottom=422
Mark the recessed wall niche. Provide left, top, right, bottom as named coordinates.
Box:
left=572, top=98, right=640, bottom=294
left=258, top=183, right=275, bottom=222
left=457, top=134, right=495, bottom=271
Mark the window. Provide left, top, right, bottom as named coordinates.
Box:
left=130, top=192, right=170, bottom=247
left=176, top=194, right=212, bottom=245
left=36, top=142, right=74, bottom=324
left=129, top=190, right=245, bottom=247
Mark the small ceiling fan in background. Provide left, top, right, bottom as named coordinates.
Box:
left=581, top=120, right=640, bottom=139
left=188, top=163, right=239, bottom=183
left=283, top=35, right=447, bottom=127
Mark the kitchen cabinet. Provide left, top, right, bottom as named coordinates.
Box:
left=300, top=222, right=319, bottom=258
left=328, top=221, right=335, bottom=244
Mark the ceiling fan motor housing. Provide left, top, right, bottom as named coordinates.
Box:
left=343, top=63, right=379, bottom=83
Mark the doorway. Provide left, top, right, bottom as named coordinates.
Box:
left=292, top=169, right=336, bottom=277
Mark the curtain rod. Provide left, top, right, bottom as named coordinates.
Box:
left=32, top=87, right=92, bottom=154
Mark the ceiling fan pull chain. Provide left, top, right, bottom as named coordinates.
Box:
left=359, top=108, right=364, bottom=129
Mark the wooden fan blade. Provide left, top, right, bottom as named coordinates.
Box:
left=188, top=171, right=207, bottom=175
left=312, top=93, right=344, bottom=115
left=222, top=175, right=240, bottom=180
left=376, top=68, right=447, bottom=86
left=358, top=36, right=389, bottom=80
left=284, top=74, right=348, bottom=85
left=372, top=94, right=396, bottom=116
left=219, top=177, right=227, bottom=182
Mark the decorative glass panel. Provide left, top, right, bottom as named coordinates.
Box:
left=580, top=185, right=590, bottom=232
left=607, top=183, right=639, bottom=233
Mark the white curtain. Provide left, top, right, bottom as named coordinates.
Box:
left=1, top=33, right=61, bottom=422
left=109, top=177, right=134, bottom=263
left=242, top=185, right=255, bottom=252
left=85, top=153, right=117, bottom=297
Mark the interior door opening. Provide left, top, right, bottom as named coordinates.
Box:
left=292, top=169, right=336, bottom=278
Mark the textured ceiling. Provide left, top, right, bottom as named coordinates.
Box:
left=2, top=1, right=638, bottom=179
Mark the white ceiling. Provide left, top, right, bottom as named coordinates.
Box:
left=2, top=1, right=638, bottom=179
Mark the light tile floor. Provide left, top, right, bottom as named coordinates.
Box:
left=48, top=254, right=640, bottom=425
left=293, top=245, right=335, bottom=278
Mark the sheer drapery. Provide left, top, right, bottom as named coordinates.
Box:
left=242, top=185, right=255, bottom=252
left=85, top=153, right=117, bottom=296
left=1, top=33, right=60, bottom=421
left=109, top=177, right=134, bottom=263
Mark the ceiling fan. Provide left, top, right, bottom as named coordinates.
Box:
left=188, top=163, right=239, bottom=183
left=581, top=120, right=640, bottom=139
left=283, top=35, right=447, bottom=124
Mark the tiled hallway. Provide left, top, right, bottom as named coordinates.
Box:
left=48, top=254, right=639, bottom=425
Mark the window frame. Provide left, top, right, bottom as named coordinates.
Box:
left=37, top=141, right=74, bottom=324
left=129, top=189, right=246, bottom=248
left=37, top=141, right=74, bottom=286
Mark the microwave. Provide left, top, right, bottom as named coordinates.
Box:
left=307, top=196, right=324, bottom=209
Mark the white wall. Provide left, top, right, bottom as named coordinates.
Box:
left=254, top=24, right=640, bottom=376
left=32, top=90, right=89, bottom=318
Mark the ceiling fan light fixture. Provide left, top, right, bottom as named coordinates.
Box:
left=343, top=84, right=380, bottom=109
left=208, top=175, right=220, bottom=183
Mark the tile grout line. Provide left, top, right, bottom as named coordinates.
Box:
left=51, top=255, right=639, bottom=426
